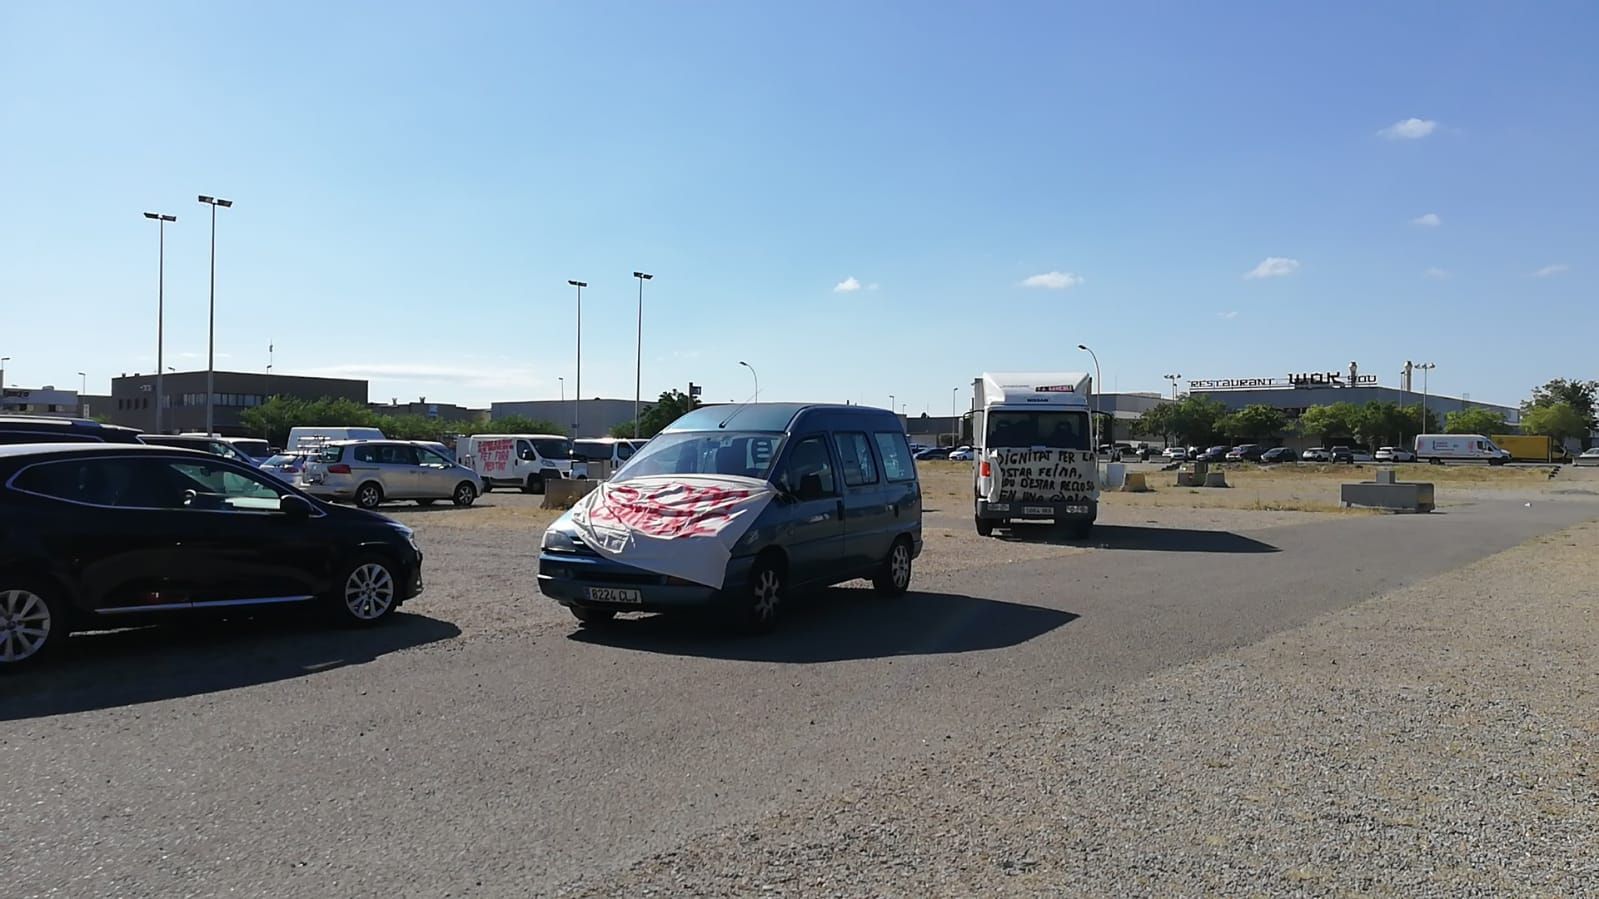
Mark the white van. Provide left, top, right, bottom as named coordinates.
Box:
left=456, top=433, right=587, bottom=493
left=1414, top=433, right=1512, bottom=465
left=572, top=437, right=644, bottom=477
left=286, top=426, right=386, bottom=452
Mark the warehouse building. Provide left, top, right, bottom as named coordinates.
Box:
left=109, top=370, right=368, bottom=436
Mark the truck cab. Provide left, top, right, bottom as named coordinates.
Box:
left=970, top=372, right=1099, bottom=538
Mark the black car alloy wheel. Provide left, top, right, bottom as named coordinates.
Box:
left=0, top=585, right=63, bottom=668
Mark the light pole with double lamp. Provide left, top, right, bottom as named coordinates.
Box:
left=143, top=212, right=177, bottom=432
left=739, top=360, right=759, bottom=401
left=197, top=195, right=232, bottom=435
left=568, top=279, right=586, bottom=434
left=1416, top=362, right=1437, bottom=433
left=632, top=271, right=652, bottom=438
left=1163, top=373, right=1183, bottom=401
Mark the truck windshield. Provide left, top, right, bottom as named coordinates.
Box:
left=615, top=432, right=784, bottom=480
left=533, top=438, right=573, bottom=459
left=985, top=411, right=1090, bottom=450
left=572, top=440, right=614, bottom=461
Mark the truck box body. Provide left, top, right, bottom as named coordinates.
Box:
left=1491, top=434, right=1569, bottom=463
left=971, top=372, right=1098, bottom=534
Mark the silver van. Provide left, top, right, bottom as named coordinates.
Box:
left=302, top=439, right=482, bottom=509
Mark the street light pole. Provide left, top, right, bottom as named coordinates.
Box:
left=631, top=272, right=652, bottom=438
left=559, top=376, right=565, bottom=403
left=1163, top=373, right=1183, bottom=401
left=1417, top=362, right=1436, bottom=433
left=739, top=360, right=759, bottom=401
left=1078, top=344, right=1102, bottom=446
left=889, top=393, right=895, bottom=413
left=951, top=386, right=958, bottom=447
left=197, top=196, right=232, bottom=435
left=143, top=212, right=176, bottom=432
left=0, top=357, right=9, bottom=390
left=568, top=279, right=586, bottom=435
left=78, top=371, right=86, bottom=394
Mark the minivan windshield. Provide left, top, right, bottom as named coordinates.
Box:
left=985, top=411, right=1091, bottom=450
left=614, top=432, right=785, bottom=481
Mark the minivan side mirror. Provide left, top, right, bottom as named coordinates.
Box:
left=278, top=494, right=314, bottom=519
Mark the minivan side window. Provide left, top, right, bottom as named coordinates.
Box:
left=834, top=432, right=879, bottom=487
left=872, top=432, right=914, bottom=482
left=779, top=435, right=837, bottom=498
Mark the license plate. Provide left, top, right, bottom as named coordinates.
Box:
left=586, top=587, right=642, bottom=604
left=1024, top=505, right=1053, bottom=516
left=988, top=503, right=1010, bottom=512
left=1065, top=505, right=1089, bottom=515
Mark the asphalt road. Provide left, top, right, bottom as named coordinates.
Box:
left=5, top=496, right=1597, bottom=897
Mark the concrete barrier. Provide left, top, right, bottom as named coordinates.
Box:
left=543, top=478, right=598, bottom=510
left=1203, top=470, right=1229, bottom=488
left=1120, top=471, right=1151, bottom=493
left=1341, top=469, right=1435, bottom=512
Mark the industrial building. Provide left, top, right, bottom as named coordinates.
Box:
left=490, top=398, right=645, bottom=438
left=109, top=370, right=368, bottom=436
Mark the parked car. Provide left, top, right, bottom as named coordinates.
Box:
left=948, top=447, right=974, bottom=461
left=178, top=433, right=274, bottom=462
left=914, top=447, right=949, bottom=461
left=1225, top=444, right=1265, bottom=462
left=1160, top=446, right=1189, bottom=461
left=301, top=440, right=482, bottom=509
left=1328, top=445, right=1374, bottom=463
left=258, top=450, right=319, bottom=485
left=0, top=415, right=143, bottom=445
left=1575, top=448, right=1599, bottom=467
left=142, top=434, right=262, bottom=466
left=1374, top=446, right=1416, bottom=463
left=538, top=403, right=922, bottom=632
left=1301, top=448, right=1332, bottom=462
left=1196, top=446, right=1230, bottom=463
left=1260, top=446, right=1298, bottom=464
left=0, top=443, right=424, bottom=668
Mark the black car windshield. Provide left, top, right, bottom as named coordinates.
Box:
left=614, top=432, right=784, bottom=480
left=985, top=411, right=1090, bottom=450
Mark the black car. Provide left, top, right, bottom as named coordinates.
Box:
left=1260, top=446, right=1298, bottom=464
left=1196, top=445, right=1230, bottom=463
left=0, top=444, right=423, bottom=668
left=0, top=415, right=143, bottom=445
left=914, top=447, right=949, bottom=461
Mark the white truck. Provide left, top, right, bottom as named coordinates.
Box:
left=456, top=433, right=588, bottom=493
left=1413, top=433, right=1512, bottom=465
left=971, top=371, right=1099, bottom=538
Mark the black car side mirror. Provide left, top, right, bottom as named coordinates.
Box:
left=279, top=494, right=314, bottom=519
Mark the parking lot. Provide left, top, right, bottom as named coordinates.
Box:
left=5, top=463, right=1598, bottom=895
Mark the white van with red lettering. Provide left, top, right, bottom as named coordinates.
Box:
left=456, top=433, right=587, bottom=494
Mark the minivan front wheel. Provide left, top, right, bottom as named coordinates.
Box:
left=740, top=556, right=785, bottom=633
left=0, top=584, right=65, bottom=669
left=355, top=482, right=384, bottom=510
left=452, top=482, right=478, bottom=506
left=873, top=537, right=913, bottom=597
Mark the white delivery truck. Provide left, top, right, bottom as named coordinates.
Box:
left=456, top=433, right=588, bottom=494
left=1413, top=433, right=1512, bottom=465
left=971, top=371, right=1099, bottom=538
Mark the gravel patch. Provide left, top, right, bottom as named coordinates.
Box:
left=559, top=521, right=1599, bottom=897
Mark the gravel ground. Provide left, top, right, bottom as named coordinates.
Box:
left=557, top=520, right=1599, bottom=897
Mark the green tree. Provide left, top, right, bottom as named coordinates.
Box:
left=1218, top=404, right=1287, bottom=441
left=1520, top=402, right=1588, bottom=443
left=1444, top=407, right=1508, bottom=436
left=609, top=389, right=702, bottom=439
left=1162, top=395, right=1228, bottom=445
left=239, top=396, right=382, bottom=448
left=1133, top=403, right=1177, bottom=442
left=1523, top=378, right=1598, bottom=431
left=1298, top=402, right=1360, bottom=443
left=1356, top=401, right=1428, bottom=447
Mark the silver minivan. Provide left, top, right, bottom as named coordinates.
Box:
left=302, top=440, right=483, bottom=509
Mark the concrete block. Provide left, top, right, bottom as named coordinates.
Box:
left=1374, top=467, right=1397, bottom=484
left=1340, top=480, right=1435, bottom=513
left=1121, top=472, right=1150, bottom=493
left=543, top=478, right=598, bottom=510
left=1203, top=470, right=1229, bottom=488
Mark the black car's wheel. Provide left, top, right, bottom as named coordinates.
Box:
left=452, top=482, right=477, bottom=506
left=975, top=516, right=994, bottom=537
left=0, top=583, right=66, bottom=670
left=354, top=482, right=384, bottom=510
left=739, top=554, right=785, bottom=633
left=330, top=557, right=399, bottom=626
left=569, top=605, right=616, bottom=626
left=872, top=537, right=913, bottom=597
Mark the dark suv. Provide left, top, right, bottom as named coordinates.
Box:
left=0, top=443, right=423, bottom=668
left=0, top=416, right=143, bottom=445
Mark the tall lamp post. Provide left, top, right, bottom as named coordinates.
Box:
left=567, top=279, right=586, bottom=435
left=1078, top=344, right=1102, bottom=446
left=196, top=196, right=232, bottom=435
left=143, top=211, right=176, bottom=432
left=889, top=393, right=895, bottom=413
left=0, top=356, right=9, bottom=389
left=631, top=271, right=653, bottom=438
left=1416, top=362, right=1437, bottom=433
left=1163, top=373, right=1183, bottom=401
left=739, top=360, right=759, bottom=401
left=951, top=386, right=959, bottom=447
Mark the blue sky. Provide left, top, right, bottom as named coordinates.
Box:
left=2, top=2, right=1594, bottom=412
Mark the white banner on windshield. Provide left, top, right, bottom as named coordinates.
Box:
left=568, top=474, right=776, bottom=589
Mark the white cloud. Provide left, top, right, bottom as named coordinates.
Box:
left=1411, top=212, right=1441, bottom=227
left=1243, top=257, right=1300, bottom=280
left=1532, top=263, right=1569, bottom=278
left=1020, top=271, right=1084, bottom=290
left=1217, top=310, right=1239, bottom=320
left=1379, top=117, right=1438, bottom=140
left=1423, top=267, right=1451, bottom=280
left=833, top=276, right=861, bottom=293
